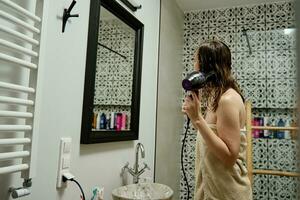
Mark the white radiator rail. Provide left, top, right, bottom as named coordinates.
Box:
left=0, top=81, right=35, bottom=93
left=0, top=164, right=29, bottom=175
left=0, top=138, right=31, bottom=145
left=0, top=0, right=44, bottom=194
left=0, top=10, right=40, bottom=33
left=0, top=39, right=38, bottom=57
left=0, top=96, right=34, bottom=106
left=0, top=26, right=39, bottom=45
left=0, top=151, right=30, bottom=161
left=0, top=0, right=41, bottom=22
left=0, top=53, right=37, bottom=69
left=0, top=125, right=32, bottom=131
left=0, top=111, right=33, bottom=118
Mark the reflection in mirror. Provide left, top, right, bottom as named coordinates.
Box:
left=81, top=0, right=143, bottom=143
left=92, top=6, right=135, bottom=132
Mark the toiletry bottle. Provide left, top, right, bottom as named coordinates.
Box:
left=263, top=117, right=270, bottom=138
left=121, top=113, right=126, bottom=130
left=96, top=113, right=100, bottom=130
left=114, top=113, right=117, bottom=130
left=106, top=115, right=110, bottom=130
left=284, top=119, right=291, bottom=139
left=100, top=113, right=106, bottom=129
left=110, top=112, right=115, bottom=130
left=258, top=117, right=264, bottom=138
left=116, top=113, right=122, bottom=131
left=277, top=119, right=285, bottom=139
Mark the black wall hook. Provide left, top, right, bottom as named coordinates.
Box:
left=62, top=0, right=79, bottom=33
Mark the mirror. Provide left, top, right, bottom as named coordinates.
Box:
left=81, top=0, right=144, bottom=143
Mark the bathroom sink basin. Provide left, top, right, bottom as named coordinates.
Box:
left=112, top=183, right=173, bottom=200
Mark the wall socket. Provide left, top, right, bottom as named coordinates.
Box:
left=56, top=137, right=72, bottom=188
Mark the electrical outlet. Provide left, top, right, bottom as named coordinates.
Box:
left=57, top=138, right=72, bottom=188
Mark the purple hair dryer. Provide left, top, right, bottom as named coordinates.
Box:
left=182, top=71, right=215, bottom=91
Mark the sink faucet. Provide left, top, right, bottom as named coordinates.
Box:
left=122, top=143, right=150, bottom=184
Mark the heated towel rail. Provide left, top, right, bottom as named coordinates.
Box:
left=0, top=0, right=44, bottom=197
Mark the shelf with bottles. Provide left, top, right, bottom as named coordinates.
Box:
left=245, top=101, right=300, bottom=183
left=250, top=111, right=298, bottom=140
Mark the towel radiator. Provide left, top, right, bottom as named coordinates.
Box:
left=0, top=0, right=44, bottom=197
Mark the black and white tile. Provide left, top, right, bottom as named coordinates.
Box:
left=268, top=139, right=299, bottom=172
left=252, top=139, right=268, bottom=169
left=236, top=23, right=266, bottom=52
left=265, top=1, right=295, bottom=23
left=235, top=4, right=265, bottom=26
left=268, top=175, right=299, bottom=200
left=181, top=133, right=196, bottom=163
left=266, top=78, right=297, bottom=108
left=266, top=49, right=296, bottom=79
left=253, top=174, right=269, bottom=200
left=237, top=79, right=267, bottom=108
left=208, top=25, right=236, bottom=51
left=266, top=21, right=296, bottom=51
left=180, top=161, right=195, bottom=194
left=235, top=51, right=266, bottom=79
left=208, top=7, right=236, bottom=27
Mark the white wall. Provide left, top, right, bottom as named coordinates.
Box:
left=155, top=0, right=184, bottom=199
left=0, top=0, right=160, bottom=199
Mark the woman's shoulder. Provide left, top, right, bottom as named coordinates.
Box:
left=219, top=88, right=244, bottom=107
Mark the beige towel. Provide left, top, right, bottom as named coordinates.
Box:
left=194, top=124, right=252, bottom=200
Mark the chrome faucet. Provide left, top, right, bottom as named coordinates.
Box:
left=122, top=143, right=150, bottom=184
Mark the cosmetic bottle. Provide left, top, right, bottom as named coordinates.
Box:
left=263, top=117, right=270, bottom=138
left=100, top=113, right=106, bottom=129
left=106, top=115, right=110, bottom=130
left=277, top=119, right=285, bottom=139
left=121, top=113, right=127, bottom=130
left=116, top=113, right=122, bottom=131
left=110, top=112, right=115, bottom=130
left=96, top=112, right=100, bottom=130
left=284, top=119, right=291, bottom=139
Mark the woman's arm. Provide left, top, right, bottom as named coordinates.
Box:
left=182, top=92, right=241, bottom=167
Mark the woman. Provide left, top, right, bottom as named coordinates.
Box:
left=182, top=40, right=252, bottom=200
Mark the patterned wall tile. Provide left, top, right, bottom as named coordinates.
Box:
left=253, top=174, right=269, bottom=200
left=181, top=133, right=196, bottom=163
left=236, top=24, right=266, bottom=52
left=208, top=8, right=236, bottom=27
left=268, top=139, right=298, bottom=172
left=268, top=175, right=299, bottom=200
left=208, top=25, right=236, bottom=51
left=185, top=10, right=209, bottom=30
left=266, top=1, right=295, bottom=23
left=266, top=108, right=297, bottom=125
left=185, top=28, right=209, bottom=55
left=180, top=161, right=195, bottom=194
left=237, top=79, right=267, bottom=108
left=266, top=50, right=296, bottom=79
left=112, top=80, right=132, bottom=106
left=252, top=139, right=268, bottom=169
left=235, top=51, right=266, bottom=79
left=266, top=21, right=296, bottom=50
left=266, top=78, right=297, bottom=108
left=235, top=4, right=265, bottom=25
left=180, top=190, right=194, bottom=200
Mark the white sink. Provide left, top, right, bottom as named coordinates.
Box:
left=112, top=183, right=173, bottom=200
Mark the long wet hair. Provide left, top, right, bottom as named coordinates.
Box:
left=196, top=40, right=244, bottom=112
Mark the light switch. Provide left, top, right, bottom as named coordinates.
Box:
left=62, top=156, right=70, bottom=169
left=63, top=141, right=71, bottom=153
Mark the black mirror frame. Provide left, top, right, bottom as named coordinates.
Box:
left=80, top=0, right=144, bottom=144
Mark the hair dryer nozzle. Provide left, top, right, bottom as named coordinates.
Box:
left=182, top=71, right=208, bottom=91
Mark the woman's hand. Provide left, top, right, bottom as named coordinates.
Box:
left=182, top=91, right=202, bottom=123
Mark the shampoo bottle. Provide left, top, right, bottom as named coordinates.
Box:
left=277, top=119, right=285, bottom=139
left=96, top=113, right=100, bottom=130
left=100, top=113, right=106, bottom=129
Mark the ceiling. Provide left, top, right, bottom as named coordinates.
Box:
left=176, top=0, right=286, bottom=11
